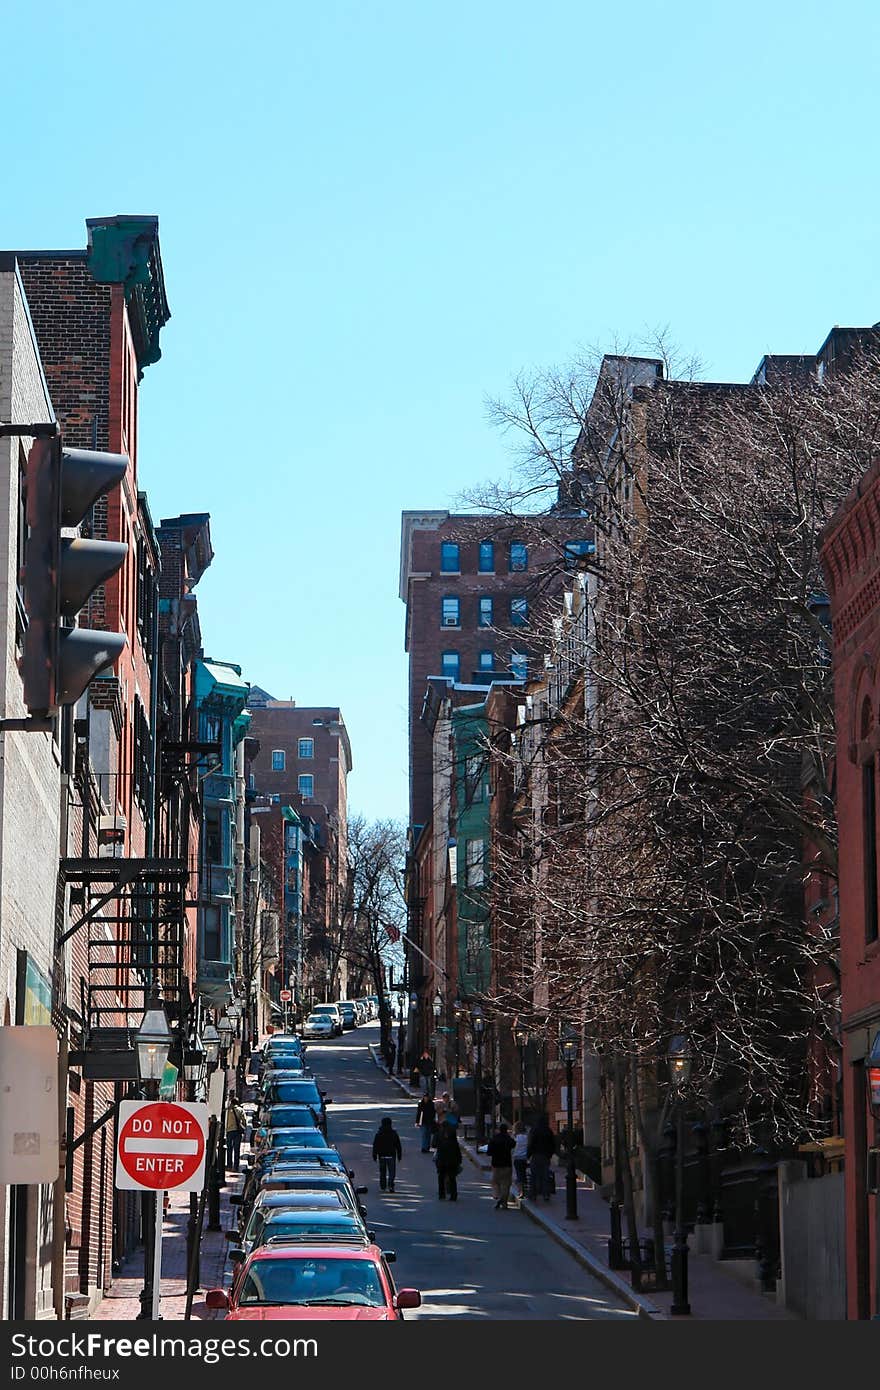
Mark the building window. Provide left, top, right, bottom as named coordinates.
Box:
left=864, top=757, right=879, bottom=944
left=298, top=738, right=314, bottom=759
left=298, top=774, right=314, bottom=799
left=203, top=906, right=222, bottom=961
left=509, top=541, right=528, bottom=572
left=440, top=541, right=460, bottom=573
left=248, top=773, right=256, bottom=790
left=205, top=808, right=222, bottom=864
left=510, top=651, right=528, bottom=681
left=466, top=755, right=485, bottom=803
left=465, top=839, right=486, bottom=887
left=510, top=596, right=528, bottom=627
left=478, top=651, right=494, bottom=671
left=441, top=595, right=461, bottom=628
left=478, top=596, right=493, bottom=628
left=441, top=651, right=460, bottom=681
left=271, top=749, right=285, bottom=771
left=564, top=538, right=595, bottom=566
left=478, top=541, right=495, bottom=573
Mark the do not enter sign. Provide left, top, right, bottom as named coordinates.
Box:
left=116, top=1100, right=210, bottom=1192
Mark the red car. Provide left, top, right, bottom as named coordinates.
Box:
left=206, top=1245, right=421, bottom=1321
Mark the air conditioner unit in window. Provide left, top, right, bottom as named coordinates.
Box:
left=97, top=814, right=127, bottom=858
left=443, top=616, right=458, bottom=627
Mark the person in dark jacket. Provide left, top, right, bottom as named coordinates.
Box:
left=527, top=1114, right=557, bottom=1200
left=434, top=1121, right=462, bottom=1201
left=415, top=1094, right=437, bottom=1152
left=486, top=1123, right=516, bottom=1208
left=372, top=1116, right=403, bottom=1192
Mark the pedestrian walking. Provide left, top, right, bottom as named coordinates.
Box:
left=418, top=1049, right=435, bottom=1095
left=396, top=1023, right=406, bottom=1073
left=415, top=1093, right=437, bottom=1152
left=384, top=1038, right=396, bottom=1073
left=527, top=1114, right=557, bottom=1201
left=225, top=1098, right=246, bottom=1171
left=486, top=1123, right=516, bottom=1208
left=435, top=1090, right=460, bottom=1129
left=512, top=1121, right=529, bottom=1200
left=372, top=1116, right=403, bottom=1193
left=434, top=1121, right=462, bottom=1201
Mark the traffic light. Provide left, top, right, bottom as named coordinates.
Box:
left=22, top=436, right=129, bottom=715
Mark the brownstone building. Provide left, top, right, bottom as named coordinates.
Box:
left=399, top=511, right=593, bottom=828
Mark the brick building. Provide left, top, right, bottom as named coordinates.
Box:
left=245, top=692, right=352, bottom=1004
left=12, top=215, right=171, bottom=1316
left=0, top=257, right=63, bottom=1318
left=821, top=459, right=880, bottom=1319
left=399, top=511, right=593, bottom=829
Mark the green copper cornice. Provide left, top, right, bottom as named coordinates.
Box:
left=86, top=215, right=171, bottom=376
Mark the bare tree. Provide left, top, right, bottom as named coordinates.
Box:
left=341, top=816, right=406, bottom=1051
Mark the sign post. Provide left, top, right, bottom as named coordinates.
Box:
left=115, top=1101, right=210, bottom=1322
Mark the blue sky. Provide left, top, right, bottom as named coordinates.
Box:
left=5, top=1, right=879, bottom=821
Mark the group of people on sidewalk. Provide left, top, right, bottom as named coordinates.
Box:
left=485, top=1116, right=557, bottom=1208
left=371, top=1104, right=559, bottom=1209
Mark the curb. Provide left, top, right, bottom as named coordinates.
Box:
left=518, top=1200, right=665, bottom=1320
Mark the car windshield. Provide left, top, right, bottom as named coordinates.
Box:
left=267, top=1131, right=329, bottom=1149
left=257, top=1217, right=362, bottom=1247
left=272, top=1083, right=322, bottom=1106
left=238, top=1257, right=385, bottom=1307
left=266, top=1107, right=318, bottom=1128
left=244, top=1196, right=343, bottom=1243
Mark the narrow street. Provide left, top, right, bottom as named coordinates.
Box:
left=308, top=1024, right=636, bottom=1320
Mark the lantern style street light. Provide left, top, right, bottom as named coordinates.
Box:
left=183, top=1046, right=206, bottom=1097
left=558, top=1024, right=580, bottom=1220
left=218, top=1015, right=235, bottom=1056
left=136, top=1003, right=172, bottom=1093
left=472, top=1005, right=485, bottom=1143
left=202, top=1024, right=221, bottom=1071
left=667, top=1033, right=693, bottom=1316
left=135, top=1001, right=171, bottom=1321
left=453, top=999, right=465, bottom=1077
left=513, top=1024, right=529, bottom=1124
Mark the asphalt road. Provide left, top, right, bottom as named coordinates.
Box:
left=300, top=1022, right=636, bottom=1320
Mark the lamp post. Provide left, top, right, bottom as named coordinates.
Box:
left=472, top=1005, right=485, bottom=1143
left=183, top=1045, right=205, bottom=1291
left=559, top=1024, right=580, bottom=1221
left=667, top=1033, right=693, bottom=1316
left=135, top=1002, right=171, bottom=1320
left=453, top=999, right=464, bottom=1078
left=514, top=1025, right=529, bottom=1124
left=431, top=992, right=442, bottom=1096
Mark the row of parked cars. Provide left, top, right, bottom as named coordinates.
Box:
left=303, top=995, right=379, bottom=1039
left=207, top=1031, right=422, bottom=1320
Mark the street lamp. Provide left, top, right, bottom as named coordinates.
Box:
left=432, top=993, right=442, bottom=1097
left=218, top=1015, right=234, bottom=1057
left=183, top=1044, right=205, bottom=1291
left=202, top=1024, right=221, bottom=1072
left=136, top=1003, right=172, bottom=1093
left=667, top=1033, right=693, bottom=1316
left=559, top=1024, right=580, bottom=1221
left=134, top=1001, right=171, bottom=1321
left=472, top=1005, right=485, bottom=1143
left=453, top=999, right=465, bottom=1078
left=513, top=1024, right=529, bottom=1124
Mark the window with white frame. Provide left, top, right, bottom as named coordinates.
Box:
left=478, top=596, right=493, bottom=627
left=466, top=755, right=485, bottom=803
left=441, top=651, right=460, bottom=681
left=271, top=749, right=285, bottom=771
left=298, top=737, right=314, bottom=759
left=478, top=650, right=494, bottom=671
left=441, top=595, right=460, bottom=627
left=298, top=774, right=314, bottom=799
left=465, top=839, right=486, bottom=887
left=510, top=596, right=528, bottom=627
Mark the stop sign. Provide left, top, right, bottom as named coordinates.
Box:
left=116, top=1100, right=209, bottom=1192
left=280, top=988, right=292, bottom=1001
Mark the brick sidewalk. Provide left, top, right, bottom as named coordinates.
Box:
left=92, top=1168, right=243, bottom=1321
left=367, top=1044, right=798, bottom=1321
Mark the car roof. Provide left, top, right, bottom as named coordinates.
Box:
left=253, top=1192, right=344, bottom=1209
left=263, top=1209, right=361, bottom=1226
left=247, top=1244, right=384, bottom=1264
